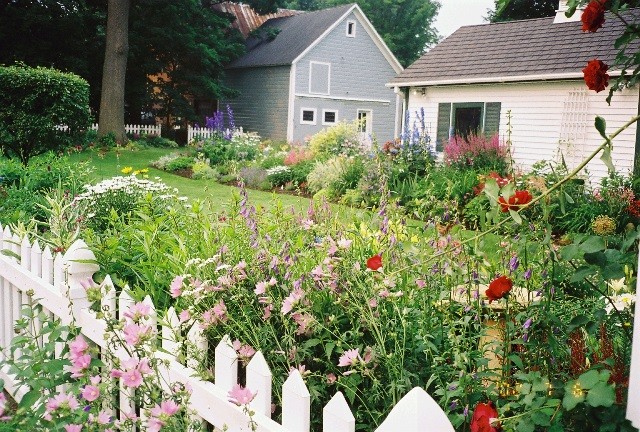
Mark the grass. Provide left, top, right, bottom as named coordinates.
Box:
left=66, top=147, right=370, bottom=223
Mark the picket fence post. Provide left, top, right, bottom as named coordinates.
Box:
left=375, top=387, right=454, bottom=432
left=323, top=391, right=355, bottom=432
left=282, top=369, right=311, bottom=432
left=247, top=350, right=273, bottom=417
left=214, top=334, right=237, bottom=393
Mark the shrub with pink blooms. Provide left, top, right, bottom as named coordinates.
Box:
left=444, top=134, right=509, bottom=173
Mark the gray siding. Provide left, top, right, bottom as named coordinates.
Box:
left=293, top=10, right=399, bottom=143
left=222, top=66, right=291, bottom=142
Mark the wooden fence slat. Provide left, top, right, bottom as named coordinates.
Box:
left=247, top=351, right=273, bottom=417
left=323, top=391, right=355, bottom=432
left=161, top=307, right=180, bottom=361
left=282, top=370, right=311, bottom=432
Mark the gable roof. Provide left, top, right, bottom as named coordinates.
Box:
left=227, top=3, right=402, bottom=73
left=389, top=9, right=640, bottom=87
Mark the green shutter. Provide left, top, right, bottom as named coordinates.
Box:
left=484, top=102, right=501, bottom=137
left=436, top=103, right=451, bottom=152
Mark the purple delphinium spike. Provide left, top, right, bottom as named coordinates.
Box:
left=523, top=318, right=533, bottom=329
left=509, top=255, right=519, bottom=272
left=226, top=104, right=236, bottom=131
left=524, top=268, right=532, bottom=280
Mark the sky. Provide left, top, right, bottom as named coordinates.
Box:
left=433, top=0, right=497, bottom=39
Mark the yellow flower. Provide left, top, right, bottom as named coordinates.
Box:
left=140, top=168, right=149, bottom=174
left=121, top=166, right=133, bottom=175
left=591, top=215, right=616, bottom=236
left=133, top=170, right=140, bottom=176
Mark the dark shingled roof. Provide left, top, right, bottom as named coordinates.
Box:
left=228, top=3, right=355, bottom=69
left=389, top=9, right=640, bottom=86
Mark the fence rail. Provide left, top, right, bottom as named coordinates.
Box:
left=0, top=224, right=457, bottom=431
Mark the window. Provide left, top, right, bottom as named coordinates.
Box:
left=300, top=108, right=317, bottom=125
left=357, top=110, right=372, bottom=135
left=322, top=109, right=338, bottom=125
left=346, top=20, right=356, bottom=37
left=309, top=61, right=330, bottom=95
left=435, top=102, right=501, bottom=152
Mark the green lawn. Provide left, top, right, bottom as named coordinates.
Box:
left=67, top=147, right=370, bottom=222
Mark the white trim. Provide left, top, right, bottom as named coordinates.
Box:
left=393, top=86, right=402, bottom=139
left=286, top=64, right=296, bottom=142
left=295, top=93, right=390, bottom=104
left=300, top=108, right=317, bottom=125
left=346, top=19, right=356, bottom=37
left=291, top=4, right=403, bottom=74
left=308, top=61, right=331, bottom=95
left=387, top=70, right=624, bottom=88
left=356, top=109, right=373, bottom=135
left=322, top=109, right=338, bottom=125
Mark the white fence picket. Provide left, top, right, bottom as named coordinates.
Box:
left=161, top=307, right=180, bottom=361
left=282, top=370, right=311, bottom=432
left=214, top=334, right=237, bottom=393
left=247, top=351, right=273, bottom=417
left=118, top=289, right=136, bottom=422
left=375, top=387, right=454, bottom=432
left=90, top=123, right=161, bottom=137
left=323, top=391, right=355, bottom=432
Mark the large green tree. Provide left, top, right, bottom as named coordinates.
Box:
left=282, top=0, right=440, bottom=67
left=487, top=0, right=557, bottom=22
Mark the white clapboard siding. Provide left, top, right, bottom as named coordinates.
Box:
left=0, top=225, right=464, bottom=431
left=627, top=246, right=640, bottom=429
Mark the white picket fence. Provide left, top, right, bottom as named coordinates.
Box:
left=90, top=123, right=162, bottom=137
left=0, top=224, right=456, bottom=431
left=187, top=126, right=243, bottom=143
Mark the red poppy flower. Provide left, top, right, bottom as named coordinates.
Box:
left=583, top=59, right=609, bottom=93
left=498, top=190, right=533, bottom=212
left=485, top=275, right=513, bottom=303
left=366, top=254, right=382, bottom=271
left=582, top=0, right=607, bottom=32
left=470, top=402, right=500, bottom=432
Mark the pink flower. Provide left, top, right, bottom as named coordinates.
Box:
left=122, top=323, right=153, bottom=346
left=368, top=298, right=378, bottom=308
left=178, top=309, right=191, bottom=323
left=46, top=392, right=80, bottom=412
left=69, top=335, right=89, bottom=358
left=228, top=384, right=256, bottom=406
left=201, top=300, right=228, bottom=329
left=170, top=276, right=184, bottom=298
left=338, top=349, right=361, bottom=367
left=326, top=373, right=337, bottom=384
left=70, top=353, right=92, bottom=378
left=337, top=238, right=352, bottom=249
left=281, top=287, right=304, bottom=315
left=416, top=279, right=426, bottom=289
left=89, top=410, right=111, bottom=425
left=254, top=281, right=268, bottom=295
left=81, top=384, right=100, bottom=402
left=122, top=369, right=143, bottom=388
left=262, top=304, right=273, bottom=320
left=111, top=357, right=151, bottom=387
left=123, top=302, right=151, bottom=322
left=151, top=400, right=180, bottom=417
left=64, top=425, right=83, bottom=432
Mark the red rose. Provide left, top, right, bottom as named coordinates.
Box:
left=470, top=402, right=501, bottom=432
left=582, top=0, right=607, bottom=32
left=498, top=190, right=532, bottom=212
left=366, top=254, right=382, bottom=271
left=485, top=275, right=513, bottom=303
left=583, top=59, right=609, bottom=93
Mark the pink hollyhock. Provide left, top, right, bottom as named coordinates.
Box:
left=46, top=392, right=80, bottom=412
left=338, top=348, right=361, bottom=367
left=122, top=369, right=143, bottom=388
left=326, top=373, right=337, bottom=384
left=281, top=287, right=304, bottom=315
left=123, top=302, right=151, bottom=322
left=178, top=309, right=191, bottom=323
left=88, top=410, right=111, bottom=425
left=254, top=281, right=268, bottom=295
left=64, top=425, right=83, bottom=432
left=69, top=335, right=89, bottom=358
left=69, top=353, right=92, bottom=378
left=228, top=384, right=255, bottom=406
left=81, top=384, right=100, bottom=402
left=262, top=303, right=273, bottom=320
left=122, top=323, right=152, bottom=346
left=170, top=276, right=184, bottom=298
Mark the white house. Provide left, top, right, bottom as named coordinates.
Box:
left=387, top=1, right=640, bottom=182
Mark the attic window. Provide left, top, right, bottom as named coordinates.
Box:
left=346, top=20, right=356, bottom=37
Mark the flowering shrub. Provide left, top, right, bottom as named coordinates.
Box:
left=444, top=134, right=509, bottom=172
left=308, top=121, right=368, bottom=157
left=265, top=165, right=292, bottom=187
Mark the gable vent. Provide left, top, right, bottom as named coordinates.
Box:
left=554, top=0, right=583, bottom=23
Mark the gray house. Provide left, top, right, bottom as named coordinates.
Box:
left=223, top=3, right=403, bottom=143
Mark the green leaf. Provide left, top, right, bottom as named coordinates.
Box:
left=578, top=369, right=600, bottom=389
left=562, top=386, right=585, bottom=410
left=564, top=192, right=574, bottom=204
left=18, top=389, right=41, bottom=410
left=509, top=209, right=523, bottom=224
left=516, top=419, right=536, bottom=432
left=570, top=266, right=597, bottom=283
left=595, top=116, right=607, bottom=139
left=580, top=236, right=606, bottom=253
left=586, top=381, right=615, bottom=407
left=324, top=342, right=336, bottom=360
left=583, top=251, right=607, bottom=267
left=531, top=410, right=552, bottom=426
left=509, top=354, right=524, bottom=370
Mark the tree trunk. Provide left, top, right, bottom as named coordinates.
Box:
left=98, top=0, right=130, bottom=143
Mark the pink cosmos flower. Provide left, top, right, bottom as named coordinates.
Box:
left=228, top=384, right=256, bottom=406
left=170, top=276, right=184, bottom=298
left=64, top=425, right=83, bottom=432
left=337, top=349, right=361, bottom=367
left=123, top=302, right=151, bottom=322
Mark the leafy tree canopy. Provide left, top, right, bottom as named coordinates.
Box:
left=487, top=0, right=557, bottom=22
left=281, top=0, right=440, bottom=67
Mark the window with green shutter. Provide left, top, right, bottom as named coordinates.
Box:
left=484, top=102, right=501, bottom=137
left=434, top=101, right=501, bottom=153
left=436, top=103, right=451, bottom=153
